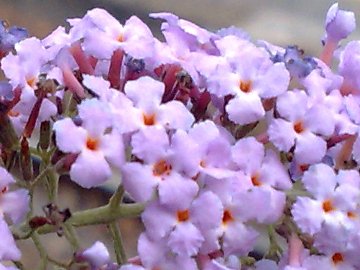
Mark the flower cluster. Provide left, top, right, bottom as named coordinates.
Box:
left=1, top=2, right=360, bottom=270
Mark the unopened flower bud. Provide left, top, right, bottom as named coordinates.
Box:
left=39, top=121, right=51, bottom=150
left=20, top=136, right=33, bottom=181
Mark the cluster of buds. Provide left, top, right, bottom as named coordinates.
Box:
left=1, top=2, right=360, bottom=270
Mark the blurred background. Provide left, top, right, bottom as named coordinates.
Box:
left=0, top=0, right=360, bottom=55
left=1, top=0, right=360, bottom=268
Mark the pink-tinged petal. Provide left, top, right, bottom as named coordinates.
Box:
left=138, top=233, right=167, bottom=268
left=53, top=118, right=87, bottom=153
left=215, top=36, right=253, bottom=61
left=268, top=118, right=296, bottom=152
left=204, top=258, right=239, bottom=270
left=124, top=76, right=164, bottom=112
left=170, top=130, right=201, bottom=177
left=38, top=98, right=57, bottom=122
left=0, top=218, right=21, bottom=260
left=1, top=189, right=29, bottom=224
left=121, top=163, right=158, bottom=203
left=190, top=191, right=223, bottom=231
left=353, top=135, right=360, bottom=164
left=158, top=175, right=199, bottom=210
left=234, top=188, right=286, bottom=223
left=222, top=222, right=258, bottom=257
left=232, top=137, right=264, bottom=173
left=14, top=37, right=48, bottom=63
left=168, top=222, right=204, bottom=256
left=121, top=18, right=155, bottom=59
left=207, top=71, right=238, bottom=98
left=157, top=101, right=194, bottom=130
left=294, top=132, right=327, bottom=164
left=302, top=164, right=337, bottom=198
left=226, top=93, right=265, bottom=125
left=302, top=256, right=333, bottom=270
left=150, top=12, right=179, bottom=24
left=203, top=174, right=244, bottom=203
left=124, top=16, right=153, bottom=40
left=189, top=120, right=220, bottom=145
left=333, top=184, right=359, bottom=211
left=82, top=29, right=119, bottom=59
left=79, top=241, right=110, bottom=268
left=0, top=167, right=15, bottom=189
left=344, top=95, right=360, bottom=125
left=119, top=266, right=144, bottom=270
left=291, top=197, right=323, bottom=235
left=86, top=8, right=123, bottom=31
left=78, top=99, right=112, bottom=137
left=0, top=53, right=22, bottom=87
left=304, top=105, right=335, bottom=136
left=82, top=74, right=111, bottom=98
left=70, top=150, right=111, bottom=188
left=199, top=229, right=221, bottom=254
left=337, top=169, right=360, bottom=188
left=131, top=127, right=169, bottom=163
left=110, top=92, right=143, bottom=134
left=256, top=62, right=289, bottom=98
left=261, top=149, right=292, bottom=190
left=0, top=264, right=19, bottom=270
left=276, top=90, right=308, bottom=121
left=255, top=259, right=279, bottom=270
left=141, top=200, right=176, bottom=240
left=100, top=131, right=125, bottom=169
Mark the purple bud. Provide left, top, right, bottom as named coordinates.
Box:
left=324, top=3, right=356, bottom=42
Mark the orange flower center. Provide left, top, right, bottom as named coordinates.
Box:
left=152, top=160, right=172, bottom=176
left=86, top=137, right=99, bottom=151
left=322, top=199, right=335, bottom=213
left=239, top=80, right=252, bottom=93
left=332, top=252, right=344, bottom=265
left=293, top=120, right=305, bottom=133
left=177, top=209, right=190, bottom=222
left=117, top=33, right=125, bottom=42
left=299, top=164, right=309, bottom=172
left=143, top=113, right=156, bottom=126
left=251, top=174, right=262, bottom=186
left=26, top=76, right=36, bottom=88
left=222, top=209, right=234, bottom=224
left=347, top=211, right=356, bottom=219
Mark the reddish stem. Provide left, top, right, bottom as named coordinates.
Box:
left=69, top=42, right=94, bottom=75
left=62, top=65, right=85, bottom=98
left=108, top=49, right=124, bottom=89
left=320, top=39, right=337, bottom=66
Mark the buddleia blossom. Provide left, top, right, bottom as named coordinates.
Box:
left=207, top=35, right=290, bottom=125
left=53, top=98, right=125, bottom=188
left=0, top=167, right=28, bottom=269
left=1, top=2, right=360, bottom=270
left=268, top=89, right=335, bottom=165
left=0, top=167, right=29, bottom=224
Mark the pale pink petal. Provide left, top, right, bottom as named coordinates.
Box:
left=226, top=93, right=265, bottom=125
left=168, top=222, right=204, bottom=256
left=53, top=118, right=87, bottom=153
left=121, top=163, right=158, bottom=203
left=70, top=150, right=111, bottom=188
left=157, top=101, right=195, bottom=130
